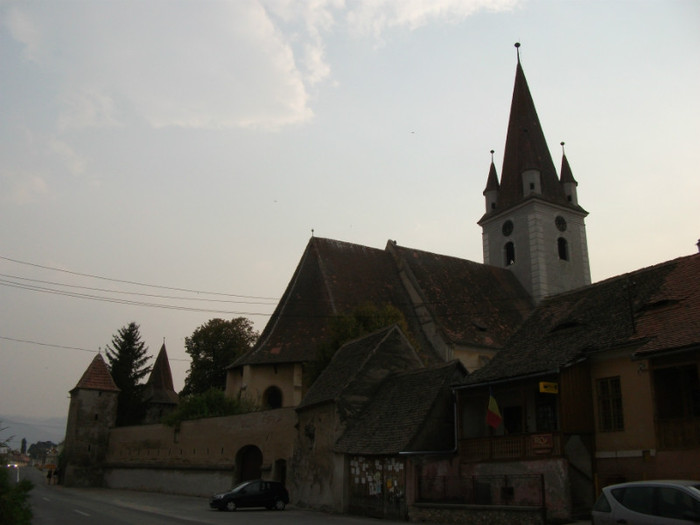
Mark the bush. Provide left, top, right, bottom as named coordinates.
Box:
left=0, top=467, right=33, bottom=525
left=162, top=388, right=257, bottom=426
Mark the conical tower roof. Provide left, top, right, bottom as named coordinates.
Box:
left=496, top=51, right=570, bottom=211
left=145, top=343, right=179, bottom=404
left=559, top=151, right=577, bottom=185
left=483, top=156, right=500, bottom=194
left=71, top=354, right=119, bottom=393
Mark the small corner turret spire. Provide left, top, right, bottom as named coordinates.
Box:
left=560, top=141, right=566, bottom=155
left=515, top=42, right=521, bottom=63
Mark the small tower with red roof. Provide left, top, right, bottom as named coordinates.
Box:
left=63, top=353, right=120, bottom=486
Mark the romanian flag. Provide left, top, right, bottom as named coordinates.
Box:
left=486, top=390, right=502, bottom=429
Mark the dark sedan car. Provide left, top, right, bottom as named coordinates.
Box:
left=210, top=479, right=289, bottom=511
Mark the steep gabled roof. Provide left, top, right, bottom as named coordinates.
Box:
left=71, top=354, right=119, bottom=393
left=231, top=237, right=438, bottom=368
left=232, top=236, right=535, bottom=370
left=144, top=343, right=179, bottom=405
left=390, top=243, right=533, bottom=348
left=297, top=324, right=423, bottom=414
left=335, top=361, right=466, bottom=455
left=460, top=254, right=700, bottom=386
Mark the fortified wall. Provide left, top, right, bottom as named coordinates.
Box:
left=103, top=408, right=296, bottom=497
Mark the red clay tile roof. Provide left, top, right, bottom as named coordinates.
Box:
left=335, top=360, right=466, bottom=454
left=231, top=237, right=439, bottom=367
left=461, top=253, right=700, bottom=386
left=72, top=354, right=120, bottom=393
left=231, top=237, right=534, bottom=368
left=297, top=324, right=423, bottom=414
left=390, top=243, right=533, bottom=348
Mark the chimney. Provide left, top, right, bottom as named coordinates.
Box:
left=697, top=239, right=700, bottom=253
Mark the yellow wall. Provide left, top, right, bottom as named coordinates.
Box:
left=226, top=362, right=303, bottom=407
left=591, top=355, right=655, bottom=453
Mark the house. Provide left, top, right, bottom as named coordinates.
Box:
left=454, top=253, right=700, bottom=520
left=291, top=323, right=467, bottom=516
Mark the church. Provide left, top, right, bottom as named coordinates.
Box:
left=63, top=45, right=700, bottom=522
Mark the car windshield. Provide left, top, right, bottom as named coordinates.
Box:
left=230, top=481, right=254, bottom=493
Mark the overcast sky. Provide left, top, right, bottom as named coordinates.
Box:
left=1, top=1, right=698, bottom=436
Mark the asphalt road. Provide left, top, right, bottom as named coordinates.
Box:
left=22, top=466, right=388, bottom=525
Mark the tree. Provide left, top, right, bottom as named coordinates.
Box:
left=181, top=318, right=258, bottom=396
left=105, top=322, right=152, bottom=426
left=305, top=303, right=414, bottom=386
left=161, top=388, right=257, bottom=426
left=0, top=421, right=32, bottom=525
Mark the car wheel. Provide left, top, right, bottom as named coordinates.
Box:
left=274, top=499, right=286, bottom=511
left=226, top=500, right=236, bottom=511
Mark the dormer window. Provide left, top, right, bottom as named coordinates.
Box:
left=522, top=169, right=542, bottom=195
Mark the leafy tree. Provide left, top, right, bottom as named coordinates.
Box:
left=180, top=318, right=258, bottom=396
left=0, top=467, right=33, bottom=525
left=0, top=422, right=32, bottom=525
left=105, top=322, right=152, bottom=426
left=306, top=303, right=413, bottom=386
left=162, top=388, right=257, bottom=426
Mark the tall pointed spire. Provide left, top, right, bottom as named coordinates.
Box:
left=477, top=44, right=591, bottom=303
left=147, top=343, right=176, bottom=392
left=495, top=43, right=569, bottom=211
left=143, top=343, right=179, bottom=415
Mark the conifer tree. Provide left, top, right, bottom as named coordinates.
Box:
left=105, top=322, right=152, bottom=426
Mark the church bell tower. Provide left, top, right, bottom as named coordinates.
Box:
left=478, top=44, right=591, bottom=303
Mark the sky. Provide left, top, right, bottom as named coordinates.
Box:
left=1, top=0, right=699, bottom=442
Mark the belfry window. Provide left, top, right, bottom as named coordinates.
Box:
left=558, top=237, right=569, bottom=261
left=505, top=242, right=515, bottom=266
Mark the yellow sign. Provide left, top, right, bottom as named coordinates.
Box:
left=539, top=381, right=558, bottom=394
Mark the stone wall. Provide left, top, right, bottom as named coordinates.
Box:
left=103, top=408, right=297, bottom=495
left=408, top=503, right=544, bottom=525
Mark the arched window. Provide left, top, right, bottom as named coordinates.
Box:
left=504, top=242, right=515, bottom=266
left=558, top=237, right=569, bottom=261
left=263, top=386, right=283, bottom=409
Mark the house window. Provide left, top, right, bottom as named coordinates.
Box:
left=504, top=242, right=515, bottom=266
left=536, top=393, right=557, bottom=431
left=558, top=237, right=569, bottom=261
left=654, top=365, right=700, bottom=419
left=597, top=376, right=624, bottom=432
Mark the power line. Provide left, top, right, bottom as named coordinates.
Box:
left=0, top=280, right=274, bottom=316
left=0, top=273, right=277, bottom=306
left=0, top=335, right=190, bottom=362
left=0, top=254, right=278, bottom=301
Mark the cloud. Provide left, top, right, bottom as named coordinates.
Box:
left=1, top=170, right=49, bottom=205
left=345, top=0, right=519, bottom=39
left=49, top=138, right=87, bottom=177
left=3, top=0, right=515, bottom=131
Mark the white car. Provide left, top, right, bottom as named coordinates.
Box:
left=592, top=480, right=700, bottom=524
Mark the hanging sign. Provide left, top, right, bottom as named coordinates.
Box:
left=539, top=381, right=559, bottom=394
